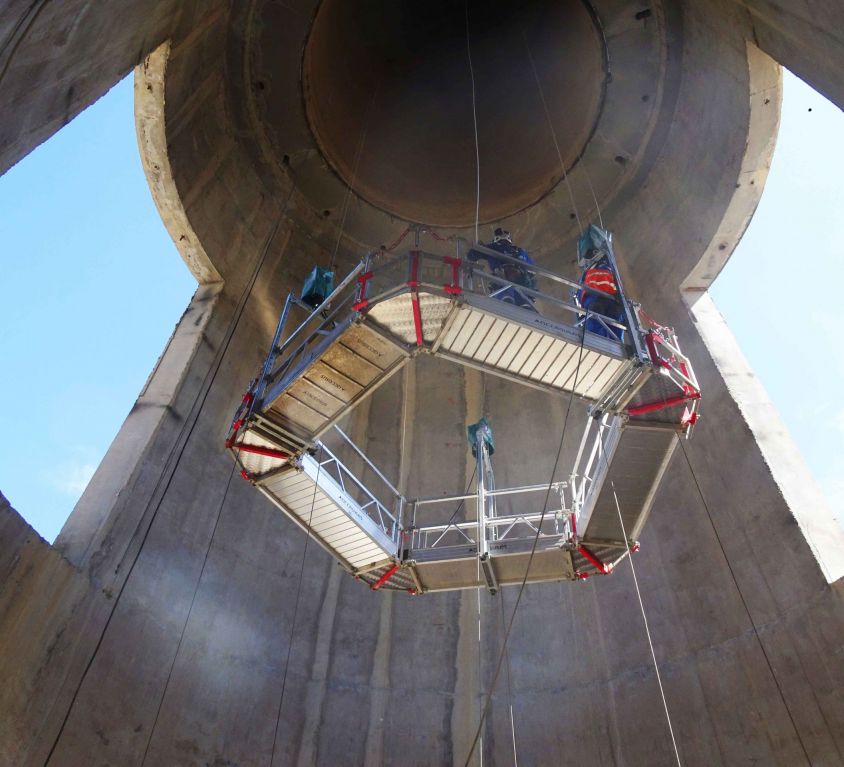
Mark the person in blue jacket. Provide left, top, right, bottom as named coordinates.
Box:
left=576, top=224, right=625, bottom=341
left=467, top=228, right=537, bottom=309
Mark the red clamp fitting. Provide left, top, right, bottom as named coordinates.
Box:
left=354, top=271, right=373, bottom=312
left=443, top=256, right=462, bottom=296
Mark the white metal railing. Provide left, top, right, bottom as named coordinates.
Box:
left=406, top=481, right=571, bottom=552
left=307, top=438, right=403, bottom=544
left=253, top=247, right=650, bottom=415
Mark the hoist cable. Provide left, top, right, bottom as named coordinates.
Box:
left=476, top=575, right=485, bottom=767
left=580, top=162, right=605, bottom=231
left=499, top=595, right=520, bottom=767
left=608, top=478, right=682, bottom=766
left=583, top=415, right=681, bottom=765
left=677, top=439, right=813, bottom=766
left=329, top=87, right=379, bottom=273
left=462, top=328, right=587, bottom=767
left=521, top=29, right=583, bottom=237
left=43, top=203, right=291, bottom=764
left=140, top=458, right=238, bottom=766
left=465, top=0, right=481, bottom=244
left=269, top=444, right=325, bottom=766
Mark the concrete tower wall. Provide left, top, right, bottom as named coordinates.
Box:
left=1, top=1, right=844, bottom=765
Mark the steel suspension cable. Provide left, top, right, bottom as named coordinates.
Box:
left=462, top=328, right=587, bottom=767
left=269, top=444, right=325, bottom=765
left=521, top=29, right=584, bottom=237
left=43, top=202, right=292, bottom=764
left=465, top=0, right=481, bottom=244
left=589, top=418, right=681, bottom=765
left=476, top=576, right=485, bottom=767
left=329, top=87, right=379, bottom=273
left=140, top=458, right=238, bottom=766
left=609, top=479, right=682, bottom=766
left=676, top=438, right=813, bottom=766
left=499, top=594, right=520, bottom=767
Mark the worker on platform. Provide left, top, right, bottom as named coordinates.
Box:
left=467, top=228, right=537, bottom=309
left=576, top=224, right=626, bottom=341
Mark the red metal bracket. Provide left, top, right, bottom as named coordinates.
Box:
left=411, top=294, right=424, bottom=347
left=354, top=270, right=373, bottom=312
left=626, top=389, right=701, bottom=418
left=226, top=441, right=290, bottom=461
left=408, top=250, right=420, bottom=289
left=443, top=256, right=462, bottom=296
left=370, top=563, right=400, bottom=591
left=579, top=545, right=611, bottom=575
left=681, top=407, right=699, bottom=428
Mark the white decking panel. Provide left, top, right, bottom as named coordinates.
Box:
left=259, top=463, right=396, bottom=571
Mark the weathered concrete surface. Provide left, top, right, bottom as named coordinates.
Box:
left=2, top=0, right=844, bottom=765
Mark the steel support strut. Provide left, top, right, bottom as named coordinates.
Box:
left=370, top=563, right=400, bottom=590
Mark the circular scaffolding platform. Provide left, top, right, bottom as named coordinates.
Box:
left=225, top=240, right=700, bottom=593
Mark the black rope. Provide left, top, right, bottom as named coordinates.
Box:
left=139, top=459, right=238, bottom=766
left=269, top=444, right=325, bottom=766
left=42, top=206, right=289, bottom=764
left=462, top=327, right=587, bottom=767
left=677, top=438, right=813, bottom=766
left=593, top=417, right=682, bottom=765
left=499, top=592, right=519, bottom=767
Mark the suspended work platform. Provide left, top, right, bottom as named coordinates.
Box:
left=226, top=240, right=701, bottom=594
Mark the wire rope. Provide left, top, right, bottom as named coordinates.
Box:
left=520, top=29, right=583, bottom=237
left=608, top=478, right=682, bottom=766
left=42, top=204, right=291, bottom=764
left=580, top=162, right=605, bottom=231
left=139, top=458, right=238, bottom=766
left=499, top=593, right=520, bottom=767
left=329, top=87, right=379, bottom=273
left=462, top=327, right=587, bottom=767
left=579, top=414, right=682, bottom=765
left=465, top=0, right=481, bottom=244
left=677, top=438, right=813, bottom=766
left=269, top=443, right=325, bottom=766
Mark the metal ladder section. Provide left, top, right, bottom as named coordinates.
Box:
left=231, top=248, right=660, bottom=459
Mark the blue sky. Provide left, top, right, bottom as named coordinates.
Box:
left=0, top=76, right=196, bottom=541
left=0, top=68, right=840, bottom=542
left=711, top=69, right=844, bottom=521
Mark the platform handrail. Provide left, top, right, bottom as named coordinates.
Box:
left=258, top=262, right=367, bottom=401
left=407, top=479, right=570, bottom=552
left=311, top=441, right=402, bottom=543
left=365, top=249, right=632, bottom=340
